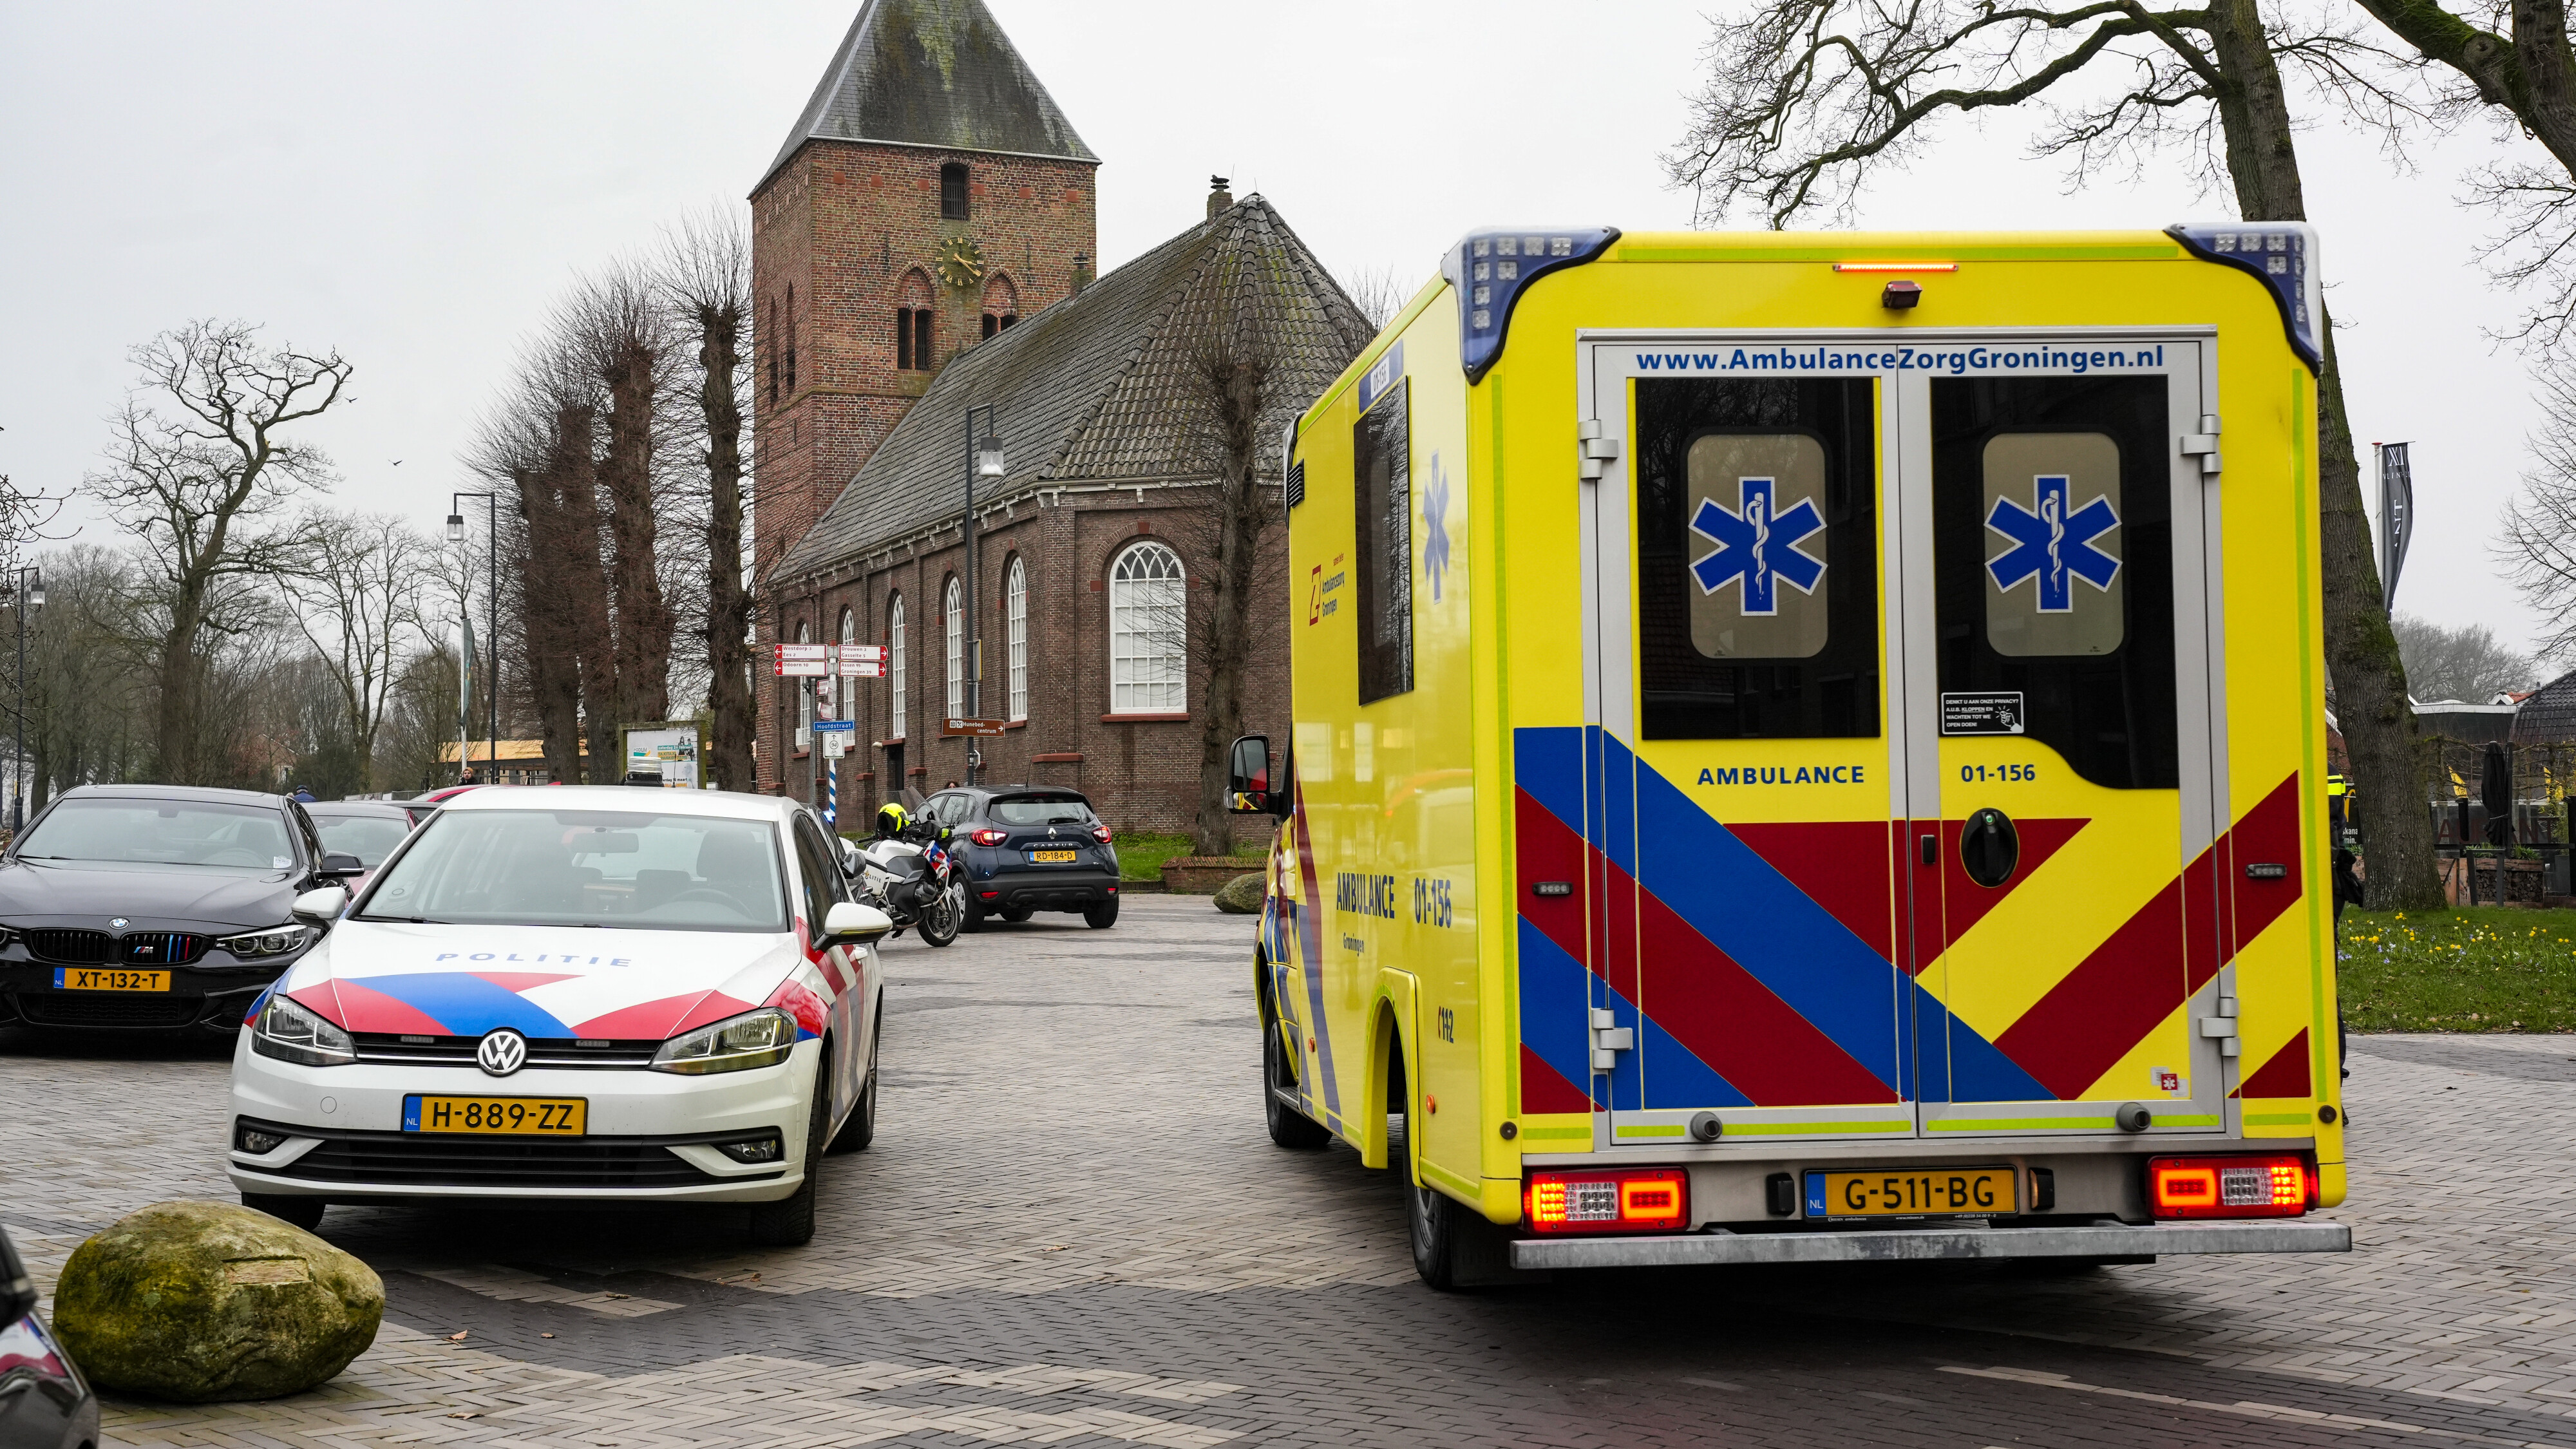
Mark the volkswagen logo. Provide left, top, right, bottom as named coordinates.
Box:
left=475, top=1028, right=529, bottom=1077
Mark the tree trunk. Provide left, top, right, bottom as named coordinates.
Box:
left=695, top=303, right=756, bottom=793
left=2202, top=0, right=2445, bottom=907
left=513, top=464, right=586, bottom=787
left=156, top=589, right=203, bottom=785
left=554, top=406, right=623, bottom=784
left=601, top=342, right=670, bottom=730
left=1193, top=353, right=1269, bottom=858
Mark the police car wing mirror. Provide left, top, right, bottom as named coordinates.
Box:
left=1228, top=734, right=1272, bottom=813
left=824, top=901, right=894, bottom=945
left=291, top=885, right=348, bottom=923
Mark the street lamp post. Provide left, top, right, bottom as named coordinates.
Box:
left=11, top=567, right=41, bottom=835
left=961, top=408, right=1003, bottom=786
left=448, top=493, right=499, bottom=786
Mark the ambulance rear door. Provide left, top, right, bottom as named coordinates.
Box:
left=1894, top=332, right=2235, bottom=1139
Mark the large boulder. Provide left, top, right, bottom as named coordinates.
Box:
left=1213, top=873, right=1266, bottom=914
left=52, top=1200, right=382, bottom=1402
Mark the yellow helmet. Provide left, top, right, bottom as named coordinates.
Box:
left=876, top=802, right=910, bottom=836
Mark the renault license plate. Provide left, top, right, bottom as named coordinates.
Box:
left=403, top=1095, right=587, bottom=1135
left=53, top=967, right=169, bottom=992
left=1028, top=848, right=1078, bottom=864
left=1805, top=1166, right=2016, bottom=1220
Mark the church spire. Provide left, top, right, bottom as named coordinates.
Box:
left=759, top=0, right=1097, bottom=190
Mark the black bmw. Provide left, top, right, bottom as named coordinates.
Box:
left=0, top=785, right=363, bottom=1034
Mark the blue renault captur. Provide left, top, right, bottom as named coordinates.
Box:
left=921, top=786, right=1121, bottom=930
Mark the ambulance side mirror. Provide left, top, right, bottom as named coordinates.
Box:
left=1227, top=734, right=1278, bottom=815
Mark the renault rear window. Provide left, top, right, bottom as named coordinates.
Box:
left=990, top=796, right=1095, bottom=826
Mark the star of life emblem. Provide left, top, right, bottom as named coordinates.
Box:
left=1985, top=474, right=2120, bottom=612
left=1689, top=476, right=1826, bottom=616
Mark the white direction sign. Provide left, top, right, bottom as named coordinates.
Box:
left=775, top=643, right=889, bottom=678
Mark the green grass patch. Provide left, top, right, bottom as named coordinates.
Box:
left=2339, top=906, right=2576, bottom=1032
left=1112, top=831, right=1264, bottom=881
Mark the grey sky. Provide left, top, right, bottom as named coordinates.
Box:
left=0, top=1, right=2552, bottom=665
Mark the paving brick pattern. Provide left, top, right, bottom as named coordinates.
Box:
left=8, top=899, right=2576, bottom=1446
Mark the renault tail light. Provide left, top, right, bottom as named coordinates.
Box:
left=2147, top=1154, right=2315, bottom=1218
left=969, top=828, right=1007, bottom=846
left=1091, top=823, right=1113, bottom=844
left=1524, top=1168, right=1688, bottom=1235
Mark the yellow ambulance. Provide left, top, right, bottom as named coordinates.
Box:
left=1229, top=225, right=2353, bottom=1287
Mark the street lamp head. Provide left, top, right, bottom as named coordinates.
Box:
left=976, top=432, right=1005, bottom=479
left=24, top=586, right=41, bottom=609
left=446, top=513, right=466, bottom=542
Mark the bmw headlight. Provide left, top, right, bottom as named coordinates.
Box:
left=649, top=1008, right=796, bottom=1075
left=251, top=994, right=354, bottom=1067
left=221, top=924, right=315, bottom=958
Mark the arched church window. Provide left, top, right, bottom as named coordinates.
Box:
left=1109, top=541, right=1187, bottom=715
left=889, top=594, right=907, bottom=741
left=943, top=575, right=965, bottom=721
left=1005, top=555, right=1028, bottom=721
left=981, top=274, right=1019, bottom=339
left=940, top=163, right=970, bottom=220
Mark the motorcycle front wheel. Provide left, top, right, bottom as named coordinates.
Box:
left=919, top=880, right=963, bottom=947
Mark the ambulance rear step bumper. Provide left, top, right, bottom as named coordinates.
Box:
left=1510, top=1218, right=2349, bottom=1270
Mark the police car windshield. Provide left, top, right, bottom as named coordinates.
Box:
left=990, top=796, right=1094, bottom=826
left=17, top=799, right=295, bottom=871
left=355, top=810, right=788, bottom=932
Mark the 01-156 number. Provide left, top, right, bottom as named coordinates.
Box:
left=1958, top=763, right=2038, bottom=783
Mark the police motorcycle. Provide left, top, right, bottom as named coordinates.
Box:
left=842, top=801, right=965, bottom=947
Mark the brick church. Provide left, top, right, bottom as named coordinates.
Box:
left=750, top=0, right=1370, bottom=829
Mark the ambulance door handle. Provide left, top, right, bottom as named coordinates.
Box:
left=1919, top=833, right=1937, bottom=866
left=2181, top=415, right=2221, bottom=476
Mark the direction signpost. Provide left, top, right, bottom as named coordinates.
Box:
left=941, top=717, right=1007, bottom=737
left=773, top=645, right=888, bottom=821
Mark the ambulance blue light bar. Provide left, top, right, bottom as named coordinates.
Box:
left=2166, top=222, right=2322, bottom=370
left=1443, top=227, right=1620, bottom=383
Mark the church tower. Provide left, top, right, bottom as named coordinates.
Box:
left=750, top=0, right=1099, bottom=590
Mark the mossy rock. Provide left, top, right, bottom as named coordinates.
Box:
left=53, top=1200, right=382, bottom=1402
left=1213, top=873, right=1266, bottom=914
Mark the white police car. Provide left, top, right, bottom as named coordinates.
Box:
left=225, top=788, right=888, bottom=1246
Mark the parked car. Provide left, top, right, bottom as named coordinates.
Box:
left=1, top=1225, right=98, bottom=1449
left=0, top=786, right=365, bottom=1034
left=227, top=787, right=889, bottom=1247
left=301, top=801, right=422, bottom=890
left=921, top=786, right=1119, bottom=929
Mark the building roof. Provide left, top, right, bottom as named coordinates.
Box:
left=759, top=0, right=1096, bottom=191
left=769, top=194, right=1374, bottom=586
left=2513, top=667, right=2576, bottom=744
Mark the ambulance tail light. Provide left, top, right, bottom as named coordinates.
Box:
left=2146, top=1154, right=2315, bottom=1219
left=1524, top=1168, right=1689, bottom=1235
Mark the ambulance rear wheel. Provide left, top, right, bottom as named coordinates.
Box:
left=1407, top=1168, right=1469, bottom=1291
left=1264, top=1021, right=1331, bottom=1150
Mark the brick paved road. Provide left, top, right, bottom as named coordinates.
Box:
left=9, top=897, right=2576, bottom=1446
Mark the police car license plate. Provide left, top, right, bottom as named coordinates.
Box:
left=53, top=967, right=169, bottom=992
left=1806, top=1166, right=2015, bottom=1220
left=1028, top=848, right=1078, bottom=864
left=403, top=1095, right=587, bottom=1135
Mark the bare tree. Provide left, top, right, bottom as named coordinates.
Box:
left=82, top=321, right=350, bottom=784
left=279, top=511, right=435, bottom=791
left=1338, top=263, right=1414, bottom=332
left=565, top=268, right=677, bottom=734
left=2502, top=365, right=2576, bottom=661
left=1663, top=0, right=2445, bottom=907
left=2392, top=613, right=2538, bottom=699
left=661, top=208, right=757, bottom=791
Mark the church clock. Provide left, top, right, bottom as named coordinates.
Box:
left=936, top=234, right=987, bottom=291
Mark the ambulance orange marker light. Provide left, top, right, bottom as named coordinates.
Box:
left=2148, top=1154, right=2312, bottom=1218
left=1524, top=1168, right=1688, bottom=1235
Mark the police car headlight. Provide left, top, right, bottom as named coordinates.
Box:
left=650, top=1009, right=796, bottom=1075
left=222, top=924, right=314, bottom=958
left=251, top=994, right=354, bottom=1068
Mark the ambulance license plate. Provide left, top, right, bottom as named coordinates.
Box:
left=1027, top=849, right=1078, bottom=864
left=53, top=967, right=169, bottom=992
left=1805, top=1166, right=2016, bottom=1220
left=403, top=1095, right=587, bottom=1135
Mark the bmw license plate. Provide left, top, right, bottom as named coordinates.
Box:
left=403, top=1095, right=587, bottom=1135
left=1805, top=1166, right=2016, bottom=1220
left=53, top=967, right=169, bottom=992
left=1027, top=848, right=1078, bottom=864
